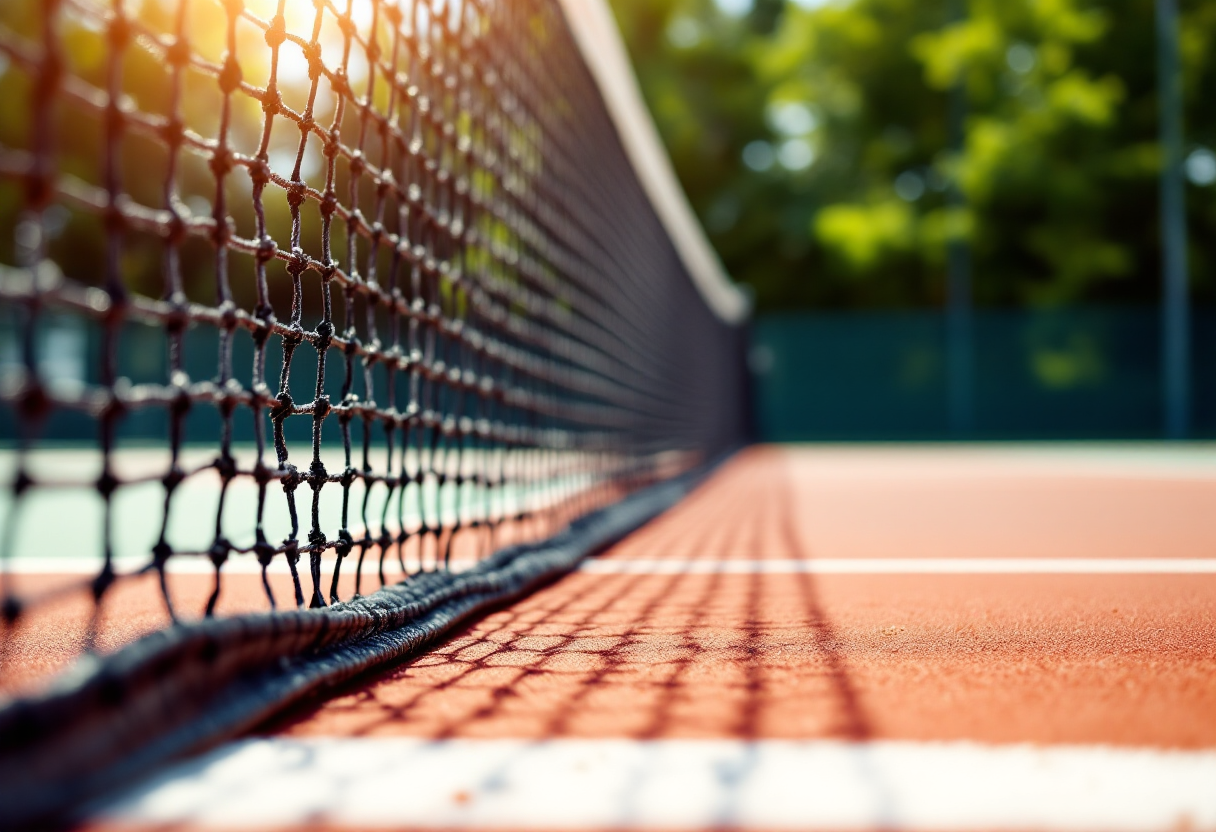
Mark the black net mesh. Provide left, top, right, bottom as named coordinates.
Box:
left=0, top=0, right=744, bottom=664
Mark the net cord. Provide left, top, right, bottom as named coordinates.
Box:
left=557, top=0, right=750, bottom=325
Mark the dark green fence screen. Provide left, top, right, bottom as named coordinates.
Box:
left=750, top=307, right=1215, bottom=440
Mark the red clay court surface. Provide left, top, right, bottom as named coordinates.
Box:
left=10, top=444, right=1216, bottom=830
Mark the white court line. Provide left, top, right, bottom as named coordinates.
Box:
left=579, top=558, right=1216, bottom=575
left=98, top=737, right=1216, bottom=831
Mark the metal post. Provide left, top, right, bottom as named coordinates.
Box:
left=946, top=0, right=972, bottom=436
left=1157, top=0, right=1189, bottom=439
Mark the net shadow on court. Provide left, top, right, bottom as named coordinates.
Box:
left=266, top=451, right=873, bottom=744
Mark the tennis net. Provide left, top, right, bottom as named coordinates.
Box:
left=0, top=0, right=748, bottom=825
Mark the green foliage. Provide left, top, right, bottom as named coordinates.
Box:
left=609, top=0, right=1216, bottom=311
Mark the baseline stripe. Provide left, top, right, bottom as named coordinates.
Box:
left=578, top=558, right=1216, bottom=575
left=98, top=738, right=1216, bottom=831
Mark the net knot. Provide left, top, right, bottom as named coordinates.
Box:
left=215, top=452, right=237, bottom=483
left=165, top=37, right=191, bottom=68
left=252, top=307, right=276, bottom=347
left=330, top=67, right=352, bottom=99
left=308, top=458, right=328, bottom=486
left=209, top=539, right=229, bottom=569
left=252, top=457, right=274, bottom=486
left=335, top=529, right=354, bottom=558
left=286, top=180, right=308, bottom=210
left=218, top=55, right=243, bottom=96
left=283, top=319, right=305, bottom=347
left=314, top=318, right=335, bottom=342
left=152, top=539, right=172, bottom=568
left=255, top=234, right=277, bottom=262
left=11, top=467, right=33, bottom=498
left=286, top=248, right=309, bottom=279
left=280, top=463, right=302, bottom=492
left=320, top=189, right=338, bottom=218
left=254, top=537, right=275, bottom=567
left=249, top=156, right=272, bottom=188
left=96, top=468, right=119, bottom=500
left=162, top=465, right=185, bottom=491
left=307, top=533, right=327, bottom=606
left=209, top=147, right=234, bottom=179
left=282, top=538, right=300, bottom=568
left=218, top=299, right=238, bottom=331
left=254, top=302, right=276, bottom=325
left=265, top=14, right=288, bottom=49
left=170, top=381, right=192, bottom=417
left=311, top=394, right=332, bottom=422
left=165, top=203, right=187, bottom=244
left=164, top=299, right=189, bottom=335
left=336, top=13, right=357, bottom=39
left=348, top=151, right=365, bottom=177
left=303, top=41, right=324, bottom=81
left=260, top=85, right=282, bottom=117
left=271, top=390, right=295, bottom=421
left=324, top=129, right=342, bottom=160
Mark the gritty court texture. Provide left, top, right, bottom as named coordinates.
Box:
left=16, top=444, right=1216, bottom=831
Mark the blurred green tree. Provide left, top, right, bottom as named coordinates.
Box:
left=609, top=0, right=1216, bottom=312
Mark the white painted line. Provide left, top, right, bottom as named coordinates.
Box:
left=98, top=738, right=1216, bottom=831
left=578, top=558, right=1216, bottom=575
